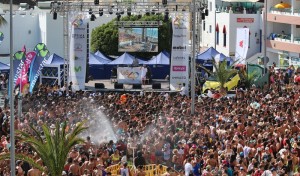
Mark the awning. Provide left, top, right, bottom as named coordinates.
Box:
left=222, top=0, right=260, bottom=2
left=274, top=2, right=291, bottom=9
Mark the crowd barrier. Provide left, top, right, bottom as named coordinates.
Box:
left=106, top=164, right=170, bottom=176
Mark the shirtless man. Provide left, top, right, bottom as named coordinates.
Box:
left=27, top=167, right=42, bottom=176
left=69, top=159, right=81, bottom=176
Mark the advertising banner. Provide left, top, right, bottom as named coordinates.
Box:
left=117, top=67, right=147, bottom=84
left=13, top=51, right=26, bottom=88
left=69, top=13, right=87, bottom=91
left=29, top=49, right=50, bottom=93
left=235, top=28, right=249, bottom=64
left=170, top=12, right=190, bottom=91
left=15, top=52, right=36, bottom=91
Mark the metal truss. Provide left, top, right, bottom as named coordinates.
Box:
left=51, top=0, right=207, bottom=89
left=114, top=21, right=163, bottom=27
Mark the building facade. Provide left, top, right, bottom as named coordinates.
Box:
left=265, top=0, right=300, bottom=67
left=201, top=0, right=264, bottom=62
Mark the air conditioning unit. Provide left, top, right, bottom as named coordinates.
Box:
left=37, top=1, right=52, bottom=9
left=20, top=3, right=29, bottom=9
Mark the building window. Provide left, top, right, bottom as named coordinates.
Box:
left=210, top=2, right=212, bottom=11
left=209, top=25, right=212, bottom=33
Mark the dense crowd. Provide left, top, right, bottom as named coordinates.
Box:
left=0, top=65, right=299, bottom=176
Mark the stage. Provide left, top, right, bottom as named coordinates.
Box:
left=84, top=79, right=176, bottom=93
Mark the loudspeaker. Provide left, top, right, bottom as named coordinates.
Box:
left=132, top=84, right=142, bottom=89
left=152, top=83, right=161, bottom=89
left=95, top=83, right=105, bottom=89
left=114, top=83, right=124, bottom=89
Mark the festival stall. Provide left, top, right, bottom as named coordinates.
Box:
left=0, top=61, right=9, bottom=73
left=89, top=53, right=111, bottom=79
left=144, top=51, right=170, bottom=79
left=40, top=53, right=64, bottom=86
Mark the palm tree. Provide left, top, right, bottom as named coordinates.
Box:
left=0, top=121, right=88, bottom=175
left=0, top=15, right=7, bottom=26
left=199, top=58, right=238, bottom=94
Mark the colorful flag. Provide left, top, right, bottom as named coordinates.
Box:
left=235, top=28, right=249, bottom=64
left=21, top=45, right=26, bottom=54
left=13, top=51, right=26, bottom=88
left=30, top=43, right=47, bottom=82
left=15, top=51, right=36, bottom=88
left=29, top=49, right=50, bottom=93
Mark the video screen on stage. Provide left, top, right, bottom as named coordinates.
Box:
left=118, top=28, right=158, bottom=52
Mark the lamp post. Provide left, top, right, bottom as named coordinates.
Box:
left=191, top=0, right=207, bottom=115
left=9, top=0, right=16, bottom=174
left=263, top=0, right=268, bottom=74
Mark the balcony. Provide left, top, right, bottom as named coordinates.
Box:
left=267, top=33, right=300, bottom=53
left=267, top=13, right=300, bottom=25
left=216, top=6, right=260, bottom=14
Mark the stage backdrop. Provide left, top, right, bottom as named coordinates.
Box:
left=117, top=67, right=147, bottom=84
left=235, top=28, right=249, bottom=64
left=69, top=13, right=87, bottom=90
left=170, top=12, right=190, bottom=91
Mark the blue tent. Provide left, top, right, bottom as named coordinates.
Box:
left=197, top=47, right=221, bottom=61
left=144, top=52, right=170, bottom=65
left=144, top=52, right=170, bottom=79
left=89, top=53, right=110, bottom=65
left=107, top=52, right=145, bottom=65
left=45, top=53, right=64, bottom=66
left=0, top=62, right=9, bottom=73
left=94, top=51, right=112, bottom=62
left=89, top=53, right=111, bottom=79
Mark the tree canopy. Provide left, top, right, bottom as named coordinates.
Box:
left=91, top=14, right=171, bottom=59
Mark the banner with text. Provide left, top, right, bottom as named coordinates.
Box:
left=235, top=28, right=249, bottom=64
left=69, top=13, right=87, bottom=91
left=29, top=49, right=50, bottom=93
left=16, top=52, right=36, bottom=91
left=13, top=51, right=26, bottom=88
left=170, top=12, right=190, bottom=91
left=117, top=67, right=147, bottom=84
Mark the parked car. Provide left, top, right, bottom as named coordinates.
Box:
left=202, top=73, right=241, bottom=93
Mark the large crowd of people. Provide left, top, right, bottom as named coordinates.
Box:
left=0, top=65, right=299, bottom=176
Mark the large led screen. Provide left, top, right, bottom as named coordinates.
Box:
left=118, top=28, right=158, bottom=52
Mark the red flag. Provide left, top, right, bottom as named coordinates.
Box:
left=15, top=52, right=36, bottom=87
left=21, top=45, right=26, bottom=53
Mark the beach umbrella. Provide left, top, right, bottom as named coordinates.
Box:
left=274, top=2, right=291, bottom=9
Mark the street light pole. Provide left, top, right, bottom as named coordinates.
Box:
left=263, top=0, right=267, bottom=73
left=191, top=0, right=196, bottom=115
left=9, top=0, right=16, bottom=174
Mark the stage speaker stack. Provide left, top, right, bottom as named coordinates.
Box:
left=114, top=83, right=124, bottom=89
left=152, top=83, right=161, bottom=89
left=95, top=83, right=105, bottom=89
left=132, top=84, right=142, bottom=89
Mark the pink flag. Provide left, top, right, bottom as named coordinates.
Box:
left=15, top=51, right=36, bottom=87
left=21, top=45, right=26, bottom=54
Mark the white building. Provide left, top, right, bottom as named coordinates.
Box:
left=200, top=0, right=264, bottom=62
left=0, top=3, right=116, bottom=63
left=265, top=0, right=300, bottom=68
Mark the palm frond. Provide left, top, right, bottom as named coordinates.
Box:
left=0, top=153, right=44, bottom=172
left=0, top=15, right=7, bottom=26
